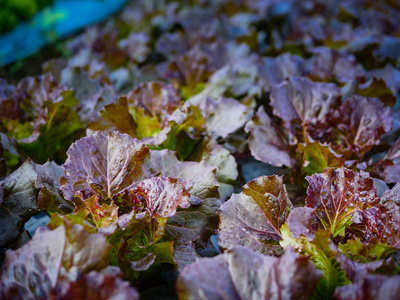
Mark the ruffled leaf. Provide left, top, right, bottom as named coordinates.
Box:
left=88, top=96, right=137, bottom=137
left=61, top=131, right=150, bottom=201
left=280, top=211, right=350, bottom=300
left=60, top=68, right=116, bottom=123
left=338, top=238, right=397, bottom=263
left=297, top=136, right=345, bottom=175
left=328, top=96, right=392, bottom=157
left=336, top=252, right=395, bottom=286
left=120, top=31, right=150, bottom=63
left=152, top=105, right=205, bottom=160
left=188, top=136, right=238, bottom=200
left=348, top=194, right=400, bottom=248
left=373, top=137, right=400, bottom=183
left=145, top=149, right=220, bottom=252
left=245, top=106, right=294, bottom=167
left=127, top=81, right=182, bottom=121
left=88, top=81, right=182, bottom=140
left=82, top=195, right=119, bottom=228
left=133, top=176, right=190, bottom=218
left=259, top=54, right=306, bottom=91
left=160, top=49, right=215, bottom=97
left=35, top=161, right=74, bottom=214
left=307, top=47, right=365, bottom=83
left=186, top=97, right=249, bottom=139
left=305, top=167, right=379, bottom=237
left=335, top=275, right=400, bottom=300
left=0, top=221, right=111, bottom=299
left=218, top=175, right=293, bottom=254
left=270, top=77, right=341, bottom=142
left=0, top=159, right=39, bottom=251
left=177, top=246, right=322, bottom=300
left=60, top=132, right=220, bottom=270
left=50, top=267, right=139, bottom=300
left=0, top=74, right=84, bottom=163
left=17, top=89, right=84, bottom=163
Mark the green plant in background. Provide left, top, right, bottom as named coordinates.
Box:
left=0, top=9, right=18, bottom=33
left=37, top=0, right=53, bottom=9
left=0, top=0, right=54, bottom=34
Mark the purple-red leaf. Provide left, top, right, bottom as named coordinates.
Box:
left=177, top=246, right=321, bottom=300
left=245, top=106, right=294, bottom=167
left=127, top=81, right=181, bottom=121
left=0, top=159, right=39, bottom=250
left=307, top=47, right=365, bottom=83
left=349, top=200, right=400, bottom=247
left=306, top=167, right=379, bottom=237
left=61, top=131, right=150, bottom=201
left=133, top=176, right=190, bottom=218
left=0, top=221, right=112, bottom=299
left=335, top=275, right=400, bottom=300
left=36, top=161, right=74, bottom=214
left=328, top=96, right=392, bottom=157
left=270, top=77, right=341, bottom=142
left=146, top=150, right=220, bottom=253
left=373, top=137, right=400, bottom=183
left=51, top=268, right=139, bottom=300
left=218, top=175, right=292, bottom=254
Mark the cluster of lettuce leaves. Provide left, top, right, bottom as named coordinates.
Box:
left=1, top=0, right=400, bottom=298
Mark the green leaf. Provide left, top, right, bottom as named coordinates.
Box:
left=297, top=136, right=344, bottom=175
left=110, top=215, right=168, bottom=275
left=357, top=78, right=396, bottom=107
left=311, top=232, right=351, bottom=300
left=18, top=90, right=84, bottom=163
left=281, top=224, right=350, bottom=300
left=83, top=195, right=119, bottom=228
left=155, top=105, right=205, bottom=160
left=1, top=119, right=33, bottom=140
left=130, top=106, right=162, bottom=139
left=150, top=241, right=176, bottom=269
left=338, top=238, right=397, bottom=263
left=88, top=96, right=137, bottom=137
left=106, top=211, right=149, bottom=256
left=47, top=206, right=96, bottom=234
left=181, top=82, right=206, bottom=100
